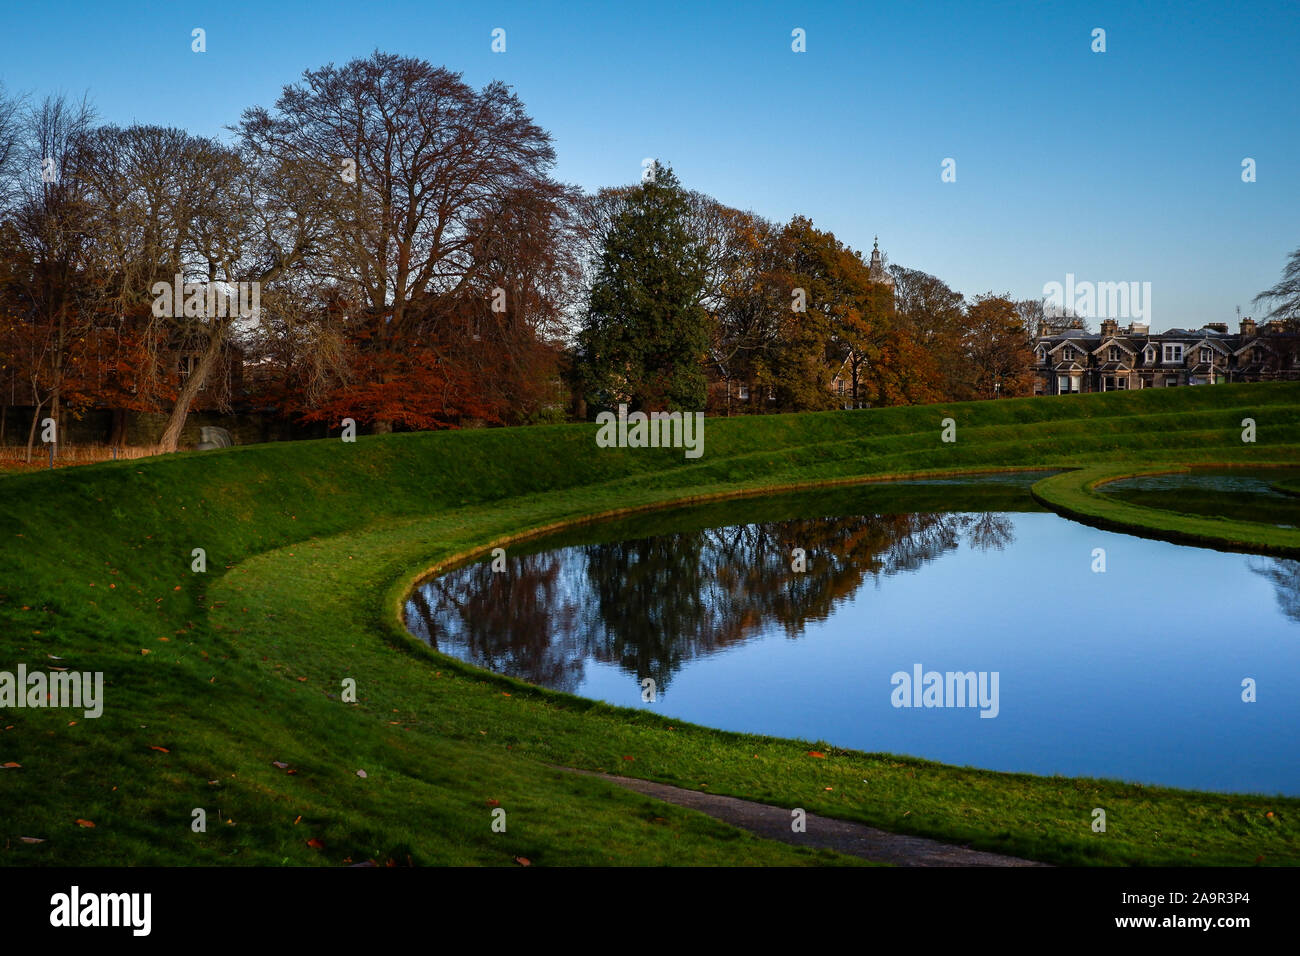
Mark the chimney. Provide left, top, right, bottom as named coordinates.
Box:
left=1036, top=320, right=1047, bottom=338
left=1241, top=317, right=1257, bottom=338
left=1204, top=322, right=1228, bottom=334
left=1100, top=318, right=1118, bottom=337
left=1069, top=317, right=1084, bottom=330
left=1127, top=322, right=1149, bottom=336
left=1263, top=320, right=1284, bottom=335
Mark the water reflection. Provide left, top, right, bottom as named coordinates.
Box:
left=1250, top=558, right=1300, bottom=624
left=405, top=512, right=1014, bottom=695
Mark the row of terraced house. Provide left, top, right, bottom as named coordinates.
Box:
left=1031, top=317, right=1300, bottom=395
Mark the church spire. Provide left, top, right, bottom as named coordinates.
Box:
left=868, top=236, right=893, bottom=287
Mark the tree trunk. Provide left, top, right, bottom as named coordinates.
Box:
left=110, top=407, right=127, bottom=448
left=24, top=397, right=46, bottom=464
left=159, top=325, right=227, bottom=452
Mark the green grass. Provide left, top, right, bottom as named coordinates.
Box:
left=1033, top=465, right=1300, bottom=556
left=1275, top=476, right=1300, bottom=497
left=2, top=382, right=1300, bottom=866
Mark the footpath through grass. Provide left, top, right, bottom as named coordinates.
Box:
left=2, top=382, right=1300, bottom=866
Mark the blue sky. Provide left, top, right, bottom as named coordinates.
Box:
left=2, top=0, right=1297, bottom=330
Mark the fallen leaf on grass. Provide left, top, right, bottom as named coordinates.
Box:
left=807, top=751, right=826, bottom=758
left=149, top=746, right=169, bottom=753
left=514, top=857, right=531, bottom=867
left=272, top=761, right=289, bottom=769
left=75, top=819, right=95, bottom=828
left=486, top=799, right=500, bottom=807
left=2, top=762, right=21, bottom=768
left=306, top=838, right=324, bottom=850
left=355, top=769, right=367, bottom=778
left=19, top=837, right=44, bottom=844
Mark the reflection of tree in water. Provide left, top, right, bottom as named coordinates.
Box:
left=1249, top=558, right=1300, bottom=624
left=405, top=552, right=590, bottom=693
left=964, top=513, right=1015, bottom=553
left=405, top=511, right=1015, bottom=696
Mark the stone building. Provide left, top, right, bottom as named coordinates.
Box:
left=1031, top=317, right=1300, bottom=395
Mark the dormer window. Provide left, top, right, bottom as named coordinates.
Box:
left=1200, top=347, right=1212, bottom=363
left=1254, top=348, right=1265, bottom=363
left=1108, top=346, right=1120, bottom=361
left=1037, top=347, right=1047, bottom=362
left=1163, top=344, right=1183, bottom=363
left=1062, top=347, right=1075, bottom=361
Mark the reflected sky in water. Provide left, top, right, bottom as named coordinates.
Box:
left=406, top=505, right=1300, bottom=796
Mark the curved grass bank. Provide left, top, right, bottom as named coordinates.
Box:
left=1032, top=465, right=1300, bottom=557
left=1275, top=477, right=1300, bottom=498
left=2, top=382, right=1300, bottom=867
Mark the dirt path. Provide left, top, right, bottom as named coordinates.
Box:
left=567, top=769, right=1048, bottom=867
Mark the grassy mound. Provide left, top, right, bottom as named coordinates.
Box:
left=2, top=382, right=1299, bottom=866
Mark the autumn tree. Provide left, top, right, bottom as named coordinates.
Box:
left=964, top=293, right=1036, bottom=398
left=888, top=265, right=966, bottom=400
left=699, top=206, right=787, bottom=413
left=4, top=94, right=97, bottom=458
left=238, top=51, right=567, bottom=432
left=748, top=216, right=840, bottom=411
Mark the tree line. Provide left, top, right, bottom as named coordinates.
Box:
left=0, top=50, right=1143, bottom=455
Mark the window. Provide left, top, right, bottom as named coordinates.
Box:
left=1200, top=347, right=1212, bottom=363
left=1255, top=348, right=1265, bottom=363
left=1116, top=377, right=1127, bottom=389
left=1103, top=376, right=1115, bottom=391
left=1165, top=376, right=1178, bottom=387
left=737, top=384, right=750, bottom=400
left=1144, top=347, right=1155, bottom=364
left=1163, top=344, right=1183, bottom=363
left=1062, top=347, right=1075, bottom=361
left=1037, top=348, right=1046, bottom=362
left=1057, top=374, right=1069, bottom=393
left=1109, top=346, right=1120, bottom=361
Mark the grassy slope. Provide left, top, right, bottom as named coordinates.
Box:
left=2, top=382, right=1299, bottom=867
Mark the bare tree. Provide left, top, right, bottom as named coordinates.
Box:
left=7, top=93, right=97, bottom=456
left=237, top=51, right=563, bottom=432
left=79, top=125, right=324, bottom=451
left=1254, top=247, right=1300, bottom=323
